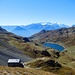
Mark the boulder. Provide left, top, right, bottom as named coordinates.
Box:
left=41, top=50, right=51, bottom=57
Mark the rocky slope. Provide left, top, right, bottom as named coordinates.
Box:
left=0, top=27, right=33, bottom=65
left=0, top=28, right=56, bottom=58
left=26, top=57, right=75, bottom=75
left=30, top=27, right=75, bottom=46
left=0, top=26, right=75, bottom=75
left=29, top=27, right=75, bottom=71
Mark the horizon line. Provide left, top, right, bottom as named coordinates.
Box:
left=0, top=22, right=73, bottom=26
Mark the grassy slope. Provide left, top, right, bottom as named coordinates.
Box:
left=0, top=27, right=57, bottom=75
left=25, top=57, right=75, bottom=75
left=7, top=30, right=75, bottom=74
left=29, top=27, right=75, bottom=68
left=0, top=27, right=75, bottom=75
left=26, top=27, right=75, bottom=75
left=8, top=39, right=47, bottom=58
left=0, top=27, right=56, bottom=59
left=0, top=66, right=57, bottom=75
left=57, top=46, right=75, bottom=68
left=0, top=32, right=48, bottom=58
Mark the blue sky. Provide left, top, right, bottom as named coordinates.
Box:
left=0, top=0, right=75, bottom=26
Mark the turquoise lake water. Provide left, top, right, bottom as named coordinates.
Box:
left=44, top=42, right=64, bottom=51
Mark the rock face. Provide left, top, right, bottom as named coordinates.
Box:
left=52, top=50, right=60, bottom=58
left=27, top=58, right=62, bottom=70
left=45, top=60, right=62, bottom=67
left=41, top=50, right=51, bottom=57
left=23, top=37, right=30, bottom=42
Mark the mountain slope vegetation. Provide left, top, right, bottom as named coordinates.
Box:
left=0, top=26, right=57, bottom=59
left=30, top=27, right=75, bottom=46
left=0, top=26, right=75, bottom=75
left=29, top=27, right=75, bottom=70
left=0, top=66, right=57, bottom=75
left=0, top=26, right=62, bottom=75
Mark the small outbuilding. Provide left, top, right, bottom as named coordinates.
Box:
left=8, top=59, right=24, bottom=68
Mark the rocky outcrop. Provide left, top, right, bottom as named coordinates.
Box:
left=41, top=50, right=51, bottom=57
left=45, top=60, right=62, bottom=67
left=23, top=37, right=30, bottom=42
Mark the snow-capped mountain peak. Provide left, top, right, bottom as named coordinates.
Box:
left=1, top=22, right=69, bottom=37
left=40, top=22, right=52, bottom=25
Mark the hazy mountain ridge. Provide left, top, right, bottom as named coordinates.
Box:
left=11, top=26, right=31, bottom=37
left=1, top=22, right=69, bottom=37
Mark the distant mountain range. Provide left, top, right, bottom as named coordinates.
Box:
left=72, top=24, right=75, bottom=27
left=1, top=22, right=69, bottom=37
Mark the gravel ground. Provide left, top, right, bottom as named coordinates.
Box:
left=0, top=40, right=33, bottom=66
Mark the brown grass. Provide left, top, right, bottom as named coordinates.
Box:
left=0, top=66, right=57, bottom=75
left=25, top=57, right=75, bottom=75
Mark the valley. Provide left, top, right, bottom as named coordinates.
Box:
left=28, top=26, right=75, bottom=75
left=0, top=27, right=33, bottom=65
left=1, top=0, right=75, bottom=74
left=1, top=22, right=69, bottom=37
left=0, top=26, right=75, bottom=75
